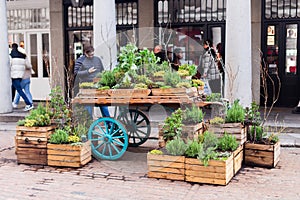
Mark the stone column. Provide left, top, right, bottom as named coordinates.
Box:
left=225, top=0, right=252, bottom=107
left=0, top=1, right=12, bottom=113
left=93, top=0, right=117, bottom=70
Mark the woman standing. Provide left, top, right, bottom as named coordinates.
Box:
left=10, top=43, right=34, bottom=111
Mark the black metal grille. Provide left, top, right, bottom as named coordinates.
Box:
left=115, top=0, right=138, bottom=27
left=264, top=0, right=300, bottom=19
left=155, top=0, right=226, bottom=25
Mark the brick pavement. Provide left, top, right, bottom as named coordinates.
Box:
left=1, top=129, right=300, bottom=200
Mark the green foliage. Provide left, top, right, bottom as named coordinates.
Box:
left=209, top=116, right=225, bottom=124
left=163, top=71, right=182, bottom=87
left=191, top=79, right=205, bottom=87
left=48, top=86, right=70, bottom=126
left=268, top=133, right=279, bottom=143
left=116, top=43, right=139, bottom=72
left=206, top=93, right=221, bottom=102
left=202, top=131, right=219, bottom=150
left=17, top=104, right=51, bottom=127
left=197, top=146, right=219, bottom=167
left=225, top=99, right=245, bottom=123
left=98, top=70, right=116, bottom=88
left=175, top=81, right=192, bottom=88
left=185, top=140, right=202, bottom=158
left=244, top=101, right=261, bottom=126
left=166, top=137, right=189, bottom=156
left=49, top=129, right=69, bottom=144
left=178, top=63, right=197, bottom=76
left=182, top=105, right=204, bottom=124
left=162, top=108, right=183, bottom=141
left=149, top=149, right=163, bottom=155
left=250, top=125, right=265, bottom=142
left=79, top=82, right=96, bottom=89
left=217, top=132, right=239, bottom=151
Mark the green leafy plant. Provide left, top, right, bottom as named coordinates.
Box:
left=185, top=140, right=202, bottom=158
left=178, top=63, right=197, bottom=76
left=209, top=116, right=225, bottom=124
left=98, top=70, right=116, bottom=88
left=162, top=108, right=183, bottom=141
left=49, top=129, right=69, bottom=144
left=163, top=71, right=182, bottom=87
left=217, top=132, right=239, bottom=152
left=225, top=99, right=245, bottom=123
left=182, top=105, right=204, bottom=124
left=149, top=149, right=163, bottom=155
left=206, top=93, right=221, bottom=102
left=79, top=82, right=96, bottom=89
left=166, top=137, right=189, bottom=156
left=17, top=104, right=51, bottom=127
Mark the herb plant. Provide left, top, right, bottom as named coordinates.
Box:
left=217, top=132, right=238, bottom=151
left=162, top=108, right=183, bottom=141
left=166, top=137, right=188, bottom=156
left=225, top=99, right=245, bottom=123
left=182, top=105, right=204, bottom=124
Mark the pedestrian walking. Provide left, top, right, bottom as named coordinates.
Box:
left=10, top=43, right=34, bottom=111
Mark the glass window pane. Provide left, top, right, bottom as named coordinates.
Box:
left=285, top=24, right=297, bottom=75
left=42, top=33, right=50, bottom=77
left=266, top=25, right=279, bottom=75
left=30, top=34, right=38, bottom=77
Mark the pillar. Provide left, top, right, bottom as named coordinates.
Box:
left=225, top=0, right=252, bottom=107
left=93, top=0, right=117, bottom=70
left=0, top=1, right=12, bottom=113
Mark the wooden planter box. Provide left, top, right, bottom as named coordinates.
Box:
left=244, top=141, right=280, bottom=168
left=233, top=145, right=244, bottom=175
left=147, top=153, right=185, bottom=181
left=15, top=125, right=56, bottom=165
left=78, top=88, right=109, bottom=97
left=47, top=141, right=92, bottom=168
left=181, top=122, right=204, bottom=142
left=207, top=122, right=247, bottom=145
left=108, top=89, right=151, bottom=97
left=185, top=154, right=234, bottom=186
left=151, top=87, right=197, bottom=97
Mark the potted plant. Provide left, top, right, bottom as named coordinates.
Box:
left=181, top=105, right=205, bottom=141
left=15, top=103, right=56, bottom=165
left=244, top=102, right=281, bottom=168
left=184, top=131, right=241, bottom=185
left=207, top=99, right=247, bottom=145
left=47, top=125, right=92, bottom=168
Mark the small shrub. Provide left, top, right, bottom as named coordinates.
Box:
left=166, top=137, right=188, bottom=156
left=149, top=149, right=163, bottom=155
left=225, top=99, right=245, bottom=123
left=218, top=132, right=238, bottom=152
left=162, top=108, right=183, bottom=141
left=209, top=116, right=225, bottom=124
left=185, top=140, right=202, bottom=158
left=182, top=105, right=204, bottom=124
left=49, top=129, right=69, bottom=144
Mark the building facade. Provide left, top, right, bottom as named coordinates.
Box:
left=6, top=0, right=300, bottom=107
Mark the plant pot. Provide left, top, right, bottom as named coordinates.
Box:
left=151, top=87, right=197, bottom=97
left=244, top=141, right=280, bottom=168
left=15, top=125, right=56, bottom=165
left=147, top=153, right=185, bottom=181
left=78, top=88, right=109, bottom=97
left=47, top=141, right=92, bottom=168
left=185, top=154, right=234, bottom=186
left=207, top=122, right=247, bottom=145
left=108, top=89, right=151, bottom=97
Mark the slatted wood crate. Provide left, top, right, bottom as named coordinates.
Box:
left=151, top=87, right=197, bottom=97
left=233, top=145, right=244, bottom=175
left=47, top=141, right=92, bottom=168
left=78, top=89, right=109, bottom=96
left=244, top=141, right=280, bottom=168
left=207, top=123, right=247, bottom=145
left=185, top=154, right=234, bottom=185
left=15, top=125, right=56, bottom=165
left=147, top=153, right=185, bottom=181
left=108, top=89, right=151, bottom=97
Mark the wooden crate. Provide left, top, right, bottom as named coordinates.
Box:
left=47, top=141, right=92, bottom=168
left=78, top=89, right=109, bottom=96
left=147, top=153, right=185, bottom=181
left=185, top=154, right=234, bottom=185
left=244, top=141, right=280, bottom=168
left=108, top=89, right=151, bottom=97
left=207, top=123, right=247, bottom=145
left=233, top=145, right=244, bottom=175
left=15, top=125, right=56, bottom=165
left=181, top=122, right=204, bottom=142
left=151, top=87, right=197, bottom=97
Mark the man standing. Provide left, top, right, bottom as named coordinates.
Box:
left=74, top=46, right=110, bottom=118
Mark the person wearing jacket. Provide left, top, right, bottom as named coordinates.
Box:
left=74, top=45, right=110, bottom=118
left=199, top=39, right=221, bottom=94
left=10, top=43, right=34, bottom=111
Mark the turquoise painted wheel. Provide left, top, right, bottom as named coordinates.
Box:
left=117, top=109, right=151, bottom=147
left=88, top=117, right=128, bottom=160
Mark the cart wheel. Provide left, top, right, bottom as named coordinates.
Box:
left=88, top=117, right=128, bottom=160
left=117, top=109, right=151, bottom=147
